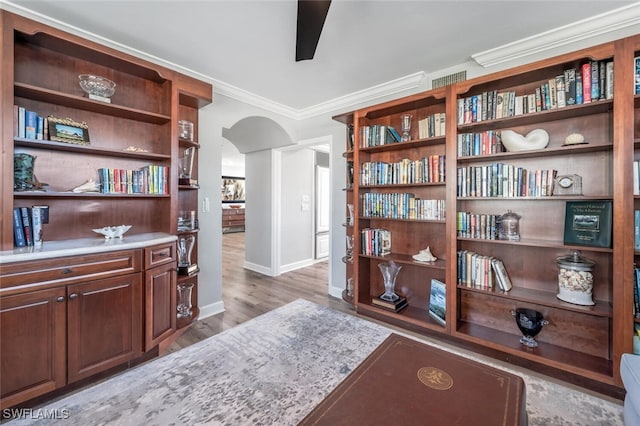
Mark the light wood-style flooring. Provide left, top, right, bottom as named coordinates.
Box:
left=169, top=232, right=353, bottom=352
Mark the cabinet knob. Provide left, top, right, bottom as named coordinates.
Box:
left=56, top=296, right=65, bottom=302
left=68, top=293, right=78, bottom=300
left=62, top=268, right=73, bottom=275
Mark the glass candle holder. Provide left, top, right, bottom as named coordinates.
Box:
left=178, top=120, right=194, bottom=142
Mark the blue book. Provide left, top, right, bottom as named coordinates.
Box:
left=576, top=72, right=583, bottom=104
left=36, top=115, right=44, bottom=140
left=18, top=106, right=25, bottom=138
left=13, top=207, right=26, bottom=247
left=24, top=110, right=37, bottom=139
left=635, top=210, right=640, bottom=251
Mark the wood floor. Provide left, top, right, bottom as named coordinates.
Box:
left=168, top=232, right=353, bottom=352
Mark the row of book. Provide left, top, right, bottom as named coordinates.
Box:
left=457, top=60, right=614, bottom=125
left=457, top=250, right=513, bottom=291
left=456, top=212, right=499, bottom=240
left=457, top=131, right=505, bottom=157
left=360, top=125, right=402, bottom=148
left=97, top=165, right=169, bottom=195
left=417, top=112, right=446, bottom=138
left=456, top=164, right=557, bottom=198
left=14, top=105, right=47, bottom=140
left=361, top=193, right=445, bottom=221
left=360, top=156, right=445, bottom=186
left=13, top=206, right=45, bottom=247
left=361, top=228, right=391, bottom=257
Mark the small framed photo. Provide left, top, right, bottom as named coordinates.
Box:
left=428, top=279, right=446, bottom=326
left=47, top=116, right=90, bottom=145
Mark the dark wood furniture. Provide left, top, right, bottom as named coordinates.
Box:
left=0, top=9, right=211, bottom=408
left=222, top=207, right=245, bottom=233
left=334, top=35, right=640, bottom=396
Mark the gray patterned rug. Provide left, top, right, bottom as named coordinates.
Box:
left=7, top=299, right=623, bottom=425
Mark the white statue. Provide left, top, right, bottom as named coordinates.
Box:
left=413, top=246, right=437, bottom=262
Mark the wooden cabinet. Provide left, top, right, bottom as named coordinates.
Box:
left=335, top=36, right=640, bottom=395
left=0, top=249, right=142, bottom=407
left=0, top=287, right=66, bottom=408
left=144, top=243, right=177, bottom=350
left=222, top=208, right=245, bottom=233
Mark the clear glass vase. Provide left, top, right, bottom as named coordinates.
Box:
left=378, top=261, right=402, bottom=302
left=177, top=283, right=194, bottom=319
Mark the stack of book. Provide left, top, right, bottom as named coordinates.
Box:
left=457, top=250, right=512, bottom=291
left=13, top=206, right=46, bottom=247
left=371, top=294, right=408, bottom=312
left=361, top=228, right=391, bottom=256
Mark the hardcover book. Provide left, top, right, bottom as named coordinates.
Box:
left=564, top=200, right=613, bottom=248
left=428, top=279, right=446, bottom=326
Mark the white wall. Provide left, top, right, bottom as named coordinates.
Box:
left=280, top=148, right=315, bottom=269
left=244, top=149, right=274, bottom=274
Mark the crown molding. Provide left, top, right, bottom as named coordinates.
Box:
left=472, top=2, right=640, bottom=68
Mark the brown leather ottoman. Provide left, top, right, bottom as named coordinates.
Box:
left=300, top=333, right=527, bottom=425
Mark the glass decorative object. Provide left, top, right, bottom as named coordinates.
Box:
left=378, top=261, right=402, bottom=302
left=177, top=235, right=197, bottom=275
left=512, top=308, right=549, bottom=348
left=497, top=210, right=521, bottom=241
left=347, top=204, right=354, bottom=226
left=178, top=120, right=194, bottom=141
left=177, top=282, right=194, bottom=319
left=179, top=147, right=196, bottom=185
left=556, top=250, right=595, bottom=306
left=78, top=74, right=116, bottom=101
left=401, top=114, right=412, bottom=142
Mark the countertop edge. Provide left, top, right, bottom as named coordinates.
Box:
left=0, top=233, right=177, bottom=264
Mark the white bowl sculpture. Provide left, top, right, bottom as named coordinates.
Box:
left=92, top=225, right=132, bottom=239
left=500, top=129, right=549, bottom=152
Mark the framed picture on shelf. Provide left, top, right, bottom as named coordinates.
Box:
left=563, top=200, right=612, bottom=248
left=47, top=116, right=90, bottom=145
left=221, top=176, right=245, bottom=203
left=428, top=279, right=446, bottom=326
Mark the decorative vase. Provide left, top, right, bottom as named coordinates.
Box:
left=179, top=147, right=195, bottom=185
left=14, top=153, right=36, bottom=191
left=400, top=114, right=412, bottom=142
left=556, top=250, right=595, bottom=306
left=378, top=261, right=402, bottom=302
left=177, top=282, right=194, bottom=318
left=512, top=308, right=548, bottom=347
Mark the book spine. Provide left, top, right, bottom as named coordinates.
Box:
left=565, top=69, right=576, bottom=105
left=31, top=206, right=43, bottom=244
left=590, top=60, right=600, bottom=101
left=25, top=110, right=37, bottom=139
left=13, top=207, right=26, bottom=247
left=18, top=106, right=26, bottom=138
left=20, top=206, right=33, bottom=246
left=635, top=210, right=640, bottom=251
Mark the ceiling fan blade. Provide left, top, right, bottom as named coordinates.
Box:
left=296, top=0, right=331, bottom=61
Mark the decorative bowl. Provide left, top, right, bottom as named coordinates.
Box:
left=92, top=225, right=132, bottom=239
left=79, top=74, right=116, bottom=98
left=500, top=129, right=549, bottom=152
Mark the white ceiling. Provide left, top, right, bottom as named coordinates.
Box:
left=4, top=1, right=639, bottom=113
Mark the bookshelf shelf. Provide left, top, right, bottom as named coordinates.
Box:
left=14, top=138, right=171, bottom=160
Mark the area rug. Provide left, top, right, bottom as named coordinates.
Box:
left=7, top=299, right=623, bottom=425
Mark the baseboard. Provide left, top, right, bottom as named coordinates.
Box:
left=243, top=261, right=275, bottom=276
left=328, top=285, right=343, bottom=300
left=199, top=301, right=225, bottom=320
left=279, top=258, right=318, bottom=274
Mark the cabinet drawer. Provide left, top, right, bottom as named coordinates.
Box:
left=0, top=250, right=141, bottom=294
left=144, top=243, right=176, bottom=269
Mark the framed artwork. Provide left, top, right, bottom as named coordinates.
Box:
left=48, top=116, right=90, bottom=145
left=221, top=176, right=245, bottom=203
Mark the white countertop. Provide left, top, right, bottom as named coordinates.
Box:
left=0, top=232, right=177, bottom=264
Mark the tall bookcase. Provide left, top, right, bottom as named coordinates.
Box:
left=335, top=35, right=640, bottom=395
left=1, top=11, right=211, bottom=325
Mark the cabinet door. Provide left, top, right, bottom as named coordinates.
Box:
left=144, top=262, right=176, bottom=350
left=0, top=287, right=66, bottom=407
left=67, top=274, right=142, bottom=383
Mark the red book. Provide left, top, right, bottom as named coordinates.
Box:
left=582, top=63, right=592, bottom=104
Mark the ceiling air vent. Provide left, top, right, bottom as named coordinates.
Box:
left=431, top=71, right=467, bottom=88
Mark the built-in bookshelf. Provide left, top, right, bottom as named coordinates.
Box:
left=334, top=35, right=640, bottom=396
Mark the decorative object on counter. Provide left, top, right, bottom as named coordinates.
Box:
left=177, top=210, right=197, bottom=231
left=512, top=308, right=549, bottom=348
left=412, top=246, right=437, bottom=262
left=346, top=277, right=354, bottom=299
left=179, top=147, right=196, bottom=186
left=500, top=129, right=549, bottom=152
left=556, top=250, right=595, bottom=306
left=553, top=174, right=583, bottom=196
left=47, top=115, right=90, bottom=145
left=400, top=113, right=412, bottom=142
left=78, top=74, right=116, bottom=102
left=178, top=120, right=194, bottom=142
left=177, top=234, right=198, bottom=275
left=13, top=153, right=36, bottom=191
left=563, top=133, right=586, bottom=146
left=347, top=204, right=354, bottom=226
left=92, top=224, right=132, bottom=239
left=378, top=261, right=402, bottom=302
left=177, top=282, right=194, bottom=319
left=71, top=179, right=100, bottom=193
left=497, top=210, right=521, bottom=241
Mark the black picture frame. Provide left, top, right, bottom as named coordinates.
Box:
left=221, top=176, right=245, bottom=203
left=48, top=116, right=90, bottom=145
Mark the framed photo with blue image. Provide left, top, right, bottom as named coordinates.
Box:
left=428, top=279, right=446, bottom=326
